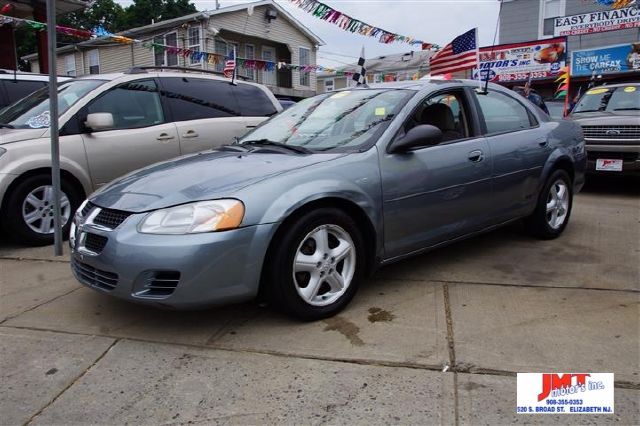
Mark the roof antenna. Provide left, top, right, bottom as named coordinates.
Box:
left=479, top=0, right=503, bottom=94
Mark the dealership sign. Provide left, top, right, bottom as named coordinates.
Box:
left=571, top=42, right=640, bottom=76
left=474, top=37, right=567, bottom=83
left=554, top=6, right=640, bottom=36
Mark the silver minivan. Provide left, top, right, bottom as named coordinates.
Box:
left=0, top=69, right=281, bottom=245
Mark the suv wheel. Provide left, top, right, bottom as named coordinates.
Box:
left=2, top=174, right=81, bottom=246
left=265, top=208, right=365, bottom=320
left=525, top=169, right=573, bottom=239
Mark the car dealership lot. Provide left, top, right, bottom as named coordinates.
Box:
left=1, top=177, right=638, bottom=425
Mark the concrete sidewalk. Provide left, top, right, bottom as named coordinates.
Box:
left=1, top=181, right=638, bottom=425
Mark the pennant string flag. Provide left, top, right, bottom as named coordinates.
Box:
left=0, top=13, right=362, bottom=76
left=286, top=0, right=439, bottom=49
left=593, top=0, right=637, bottom=9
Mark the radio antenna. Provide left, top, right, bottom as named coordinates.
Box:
left=481, top=0, right=503, bottom=94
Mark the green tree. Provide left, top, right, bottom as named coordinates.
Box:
left=59, top=0, right=126, bottom=32
left=122, top=0, right=197, bottom=28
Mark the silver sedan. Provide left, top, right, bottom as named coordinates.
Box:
left=70, top=79, right=586, bottom=320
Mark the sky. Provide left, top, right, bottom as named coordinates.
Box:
left=115, top=0, right=502, bottom=68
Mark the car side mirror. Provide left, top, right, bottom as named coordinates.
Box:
left=85, top=113, right=114, bottom=131
left=388, top=124, right=443, bottom=153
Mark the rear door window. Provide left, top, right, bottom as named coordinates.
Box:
left=159, top=77, right=240, bottom=122
left=233, top=83, right=278, bottom=117
left=474, top=91, right=536, bottom=134
left=4, top=80, right=47, bottom=105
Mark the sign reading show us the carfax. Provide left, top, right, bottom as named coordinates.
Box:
left=554, top=6, right=640, bottom=36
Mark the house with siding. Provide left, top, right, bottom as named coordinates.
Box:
left=23, top=0, right=324, bottom=99
left=316, top=50, right=432, bottom=94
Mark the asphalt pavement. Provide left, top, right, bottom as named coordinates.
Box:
left=1, top=176, right=638, bottom=425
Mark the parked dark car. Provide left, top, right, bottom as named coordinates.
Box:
left=569, top=83, right=640, bottom=176
left=278, top=99, right=296, bottom=110
left=70, top=79, right=586, bottom=320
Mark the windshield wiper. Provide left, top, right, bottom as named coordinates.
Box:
left=0, top=123, right=14, bottom=129
left=242, top=139, right=311, bottom=154
left=613, top=107, right=640, bottom=111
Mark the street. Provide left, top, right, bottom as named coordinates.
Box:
left=1, top=176, right=638, bottom=425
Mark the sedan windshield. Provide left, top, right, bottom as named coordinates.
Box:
left=0, top=79, right=106, bottom=129
left=239, top=89, right=414, bottom=152
left=572, top=86, right=640, bottom=113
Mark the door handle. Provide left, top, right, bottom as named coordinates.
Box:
left=246, top=125, right=257, bottom=129
left=156, top=133, right=175, bottom=141
left=181, top=130, right=199, bottom=138
left=468, top=150, right=484, bottom=162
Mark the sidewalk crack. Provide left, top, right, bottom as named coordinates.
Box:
left=23, top=338, right=120, bottom=426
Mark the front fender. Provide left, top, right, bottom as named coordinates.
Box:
left=235, top=149, right=384, bottom=257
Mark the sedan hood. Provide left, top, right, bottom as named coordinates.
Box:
left=569, top=111, right=640, bottom=125
left=91, top=149, right=345, bottom=212
left=0, top=128, right=48, bottom=144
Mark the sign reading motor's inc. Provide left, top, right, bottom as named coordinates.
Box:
left=474, top=37, right=567, bottom=83
left=554, top=6, right=640, bottom=36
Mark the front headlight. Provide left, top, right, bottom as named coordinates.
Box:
left=139, top=199, right=245, bottom=234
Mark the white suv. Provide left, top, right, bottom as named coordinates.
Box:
left=0, top=69, right=282, bottom=245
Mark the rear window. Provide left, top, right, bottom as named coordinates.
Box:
left=159, top=77, right=240, bottom=121
left=233, top=83, right=278, bottom=116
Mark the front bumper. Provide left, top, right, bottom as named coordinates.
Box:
left=70, top=211, right=278, bottom=309
left=585, top=144, right=640, bottom=175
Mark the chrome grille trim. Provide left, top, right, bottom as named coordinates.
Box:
left=581, top=125, right=640, bottom=141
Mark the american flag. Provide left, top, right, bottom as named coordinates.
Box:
left=430, top=28, right=478, bottom=76
left=223, top=48, right=236, bottom=79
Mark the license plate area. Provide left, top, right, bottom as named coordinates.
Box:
left=595, top=158, right=623, bottom=171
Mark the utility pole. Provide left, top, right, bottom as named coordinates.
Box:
left=46, top=0, right=63, bottom=256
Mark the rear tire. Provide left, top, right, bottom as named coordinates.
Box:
left=1, top=174, right=81, bottom=246
left=265, top=208, right=366, bottom=321
left=525, top=169, right=573, bottom=240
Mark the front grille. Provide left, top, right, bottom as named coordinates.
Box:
left=587, top=151, right=639, bottom=162
left=72, top=258, right=118, bottom=291
left=582, top=125, right=640, bottom=141
left=141, top=271, right=181, bottom=297
left=93, top=209, right=131, bottom=229
left=84, top=233, right=108, bottom=254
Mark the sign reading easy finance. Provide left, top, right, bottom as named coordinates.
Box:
left=571, top=43, right=640, bottom=76
left=554, top=7, right=640, bottom=36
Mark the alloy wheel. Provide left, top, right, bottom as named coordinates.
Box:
left=22, top=185, right=71, bottom=234
left=546, top=179, right=569, bottom=230
left=292, top=224, right=356, bottom=306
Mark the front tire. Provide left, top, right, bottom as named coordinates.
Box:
left=525, top=169, right=573, bottom=239
left=1, top=174, right=81, bottom=246
left=265, top=208, right=366, bottom=321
